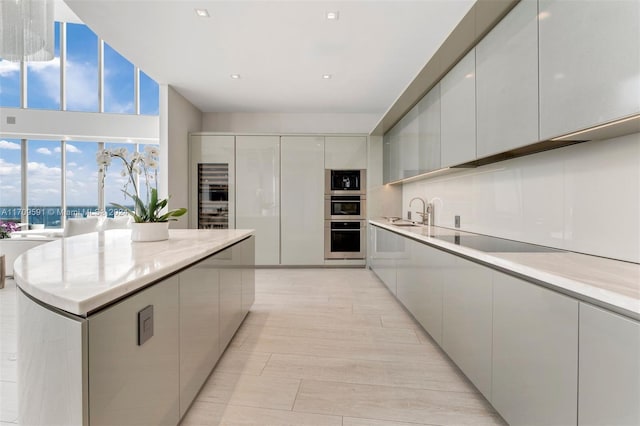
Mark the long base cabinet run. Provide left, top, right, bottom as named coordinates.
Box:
left=369, top=224, right=640, bottom=426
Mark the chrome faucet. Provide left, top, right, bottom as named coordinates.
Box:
left=409, top=196, right=434, bottom=226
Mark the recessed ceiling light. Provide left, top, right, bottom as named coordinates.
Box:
left=195, top=9, right=209, bottom=18
left=230, top=74, right=241, bottom=79
left=322, top=74, right=332, bottom=79
left=326, top=11, right=339, bottom=20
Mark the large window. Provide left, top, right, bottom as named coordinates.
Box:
left=27, top=140, right=62, bottom=227
left=0, top=21, right=161, bottom=228
left=104, top=45, right=134, bottom=114
left=66, top=23, right=99, bottom=112
left=0, top=138, right=22, bottom=221
left=140, top=71, right=159, bottom=115
left=27, top=22, right=61, bottom=110
left=65, top=141, right=98, bottom=219
left=0, top=61, right=20, bottom=107
left=103, top=143, right=135, bottom=213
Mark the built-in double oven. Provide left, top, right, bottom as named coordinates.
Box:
left=324, top=169, right=366, bottom=260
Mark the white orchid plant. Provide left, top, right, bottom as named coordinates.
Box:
left=96, top=146, right=186, bottom=223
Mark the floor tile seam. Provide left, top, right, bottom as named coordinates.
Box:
left=201, top=399, right=345, bottom=422
left=259, top=370, right=478, bottom=395
left=291, top=402, right=440, bottom=426
left=237, top=331, right=425, bottom=346
left=194, top=395, right=297, bottom=413
left=342, top=415, right=438, bottom=426
left=239, top=322, right=418, bottom=334
left=262, top=351, right=470, bottom=371
left=230, top=336, right=448, bottom=362
left=257, top=352, right=273, bottom=376
left=236, top=332, right=436, bottom=348
left=291, top=377, right=497, bottom=399
left=290, top=377, right=304, bottom=411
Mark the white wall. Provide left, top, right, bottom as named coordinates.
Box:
left=202, top=112, right=379, bottom=134
left=160, top=85, right=203, bottom=229
left=402, top=133, right=640, bottom=263
left=0, top=107, right=158, bottom=143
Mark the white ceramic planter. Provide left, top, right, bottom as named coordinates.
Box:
left=130, top=222, right=169, bottom=242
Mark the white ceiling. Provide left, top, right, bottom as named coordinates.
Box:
left=63, top=0, right=475, bottom=115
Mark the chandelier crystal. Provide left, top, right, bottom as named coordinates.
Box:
left=0, top=0, right=54, bottom=62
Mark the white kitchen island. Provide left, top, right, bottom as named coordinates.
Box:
left=13, top=229, right=255, bottom=426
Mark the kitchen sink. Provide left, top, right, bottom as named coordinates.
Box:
left=390, top=221, right=422, bottom=227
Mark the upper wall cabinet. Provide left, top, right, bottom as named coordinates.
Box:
left=441, top=49, right=476, bottom=167
left=383, top=124, right=401, bottom=183
left=399, top=106, right=420, bottom=179
left=325, top=136, right=367, bottom=169
left=417, top=83, right=441, bottom=173
left=382, top=83, right=441, bottom=183
left=476, top=0, right=539, bottom=158
left=539, top=0, right=640, bottom=140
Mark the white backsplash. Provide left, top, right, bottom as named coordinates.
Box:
left=402, top=132, right=640, bottom=263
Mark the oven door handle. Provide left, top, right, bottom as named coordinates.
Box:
left=331, top=229, right=361, bottom=232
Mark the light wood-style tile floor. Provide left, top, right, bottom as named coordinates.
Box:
left=0, top=269, right=506, bottom=425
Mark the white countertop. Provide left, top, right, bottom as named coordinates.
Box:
left=370, top=220, right=640, bottom=321
left=14, top=229, right=254, bottom=316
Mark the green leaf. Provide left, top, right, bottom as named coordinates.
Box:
left=109, top=202, right=140, bottom=222
left=157, top=208, right=187, bottom=222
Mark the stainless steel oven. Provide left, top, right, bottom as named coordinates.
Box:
left=325, top=195, right=366, bottom=220
left=325, top=169, right=366, bottom=195
left=324, top=220, right=366, bottom=259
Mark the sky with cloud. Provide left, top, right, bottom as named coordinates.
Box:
left=0, top=22, right=159, bottom=211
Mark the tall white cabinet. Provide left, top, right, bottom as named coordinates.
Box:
left=189, top=135, right=235, bottom=229
left=280, top=136, right=325, bottom=265
left=235, top=136, right=280, bottom=265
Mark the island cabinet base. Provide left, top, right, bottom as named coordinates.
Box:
left=17, top=236, right=255, bottom=426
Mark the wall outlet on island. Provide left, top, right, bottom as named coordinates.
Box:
left=455, top=215, right=460, bottom=228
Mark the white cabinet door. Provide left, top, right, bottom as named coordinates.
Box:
left=281, top=136, right=325, bottom=265
left=441, top=49, right=476, bottom=167
left=399, top=107, right=420, bottom=179
left=492, top=272, right=578, bottom=426
left=384, top=124, right=402, bottom=183
left=189, top=134, right=235, bottom=229
left=539, top=0, right=640, bottom=140
left=442, top=256, right=492, bottom=398
left=179, top=256, right=219, bottom=418
left=216, top=243, right=244, bottom=350
left=370, top=226, right=406, bottom=295
left=88, top=276, right=180, bottom=426
left=235, top=135, right=280, bottom=265
left=476, top=0, right=538, bottom=158
left=417, top=84, right=441, bottom=173
left=578, top=303, right=640, bottom=425
left=325, top=136, right=367, bottom=170
left=396, top=238, right=446, bottom=344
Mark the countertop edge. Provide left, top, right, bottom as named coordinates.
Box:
left=14, top=229, right=255, bottom=317
left=369, top=220, right=640, bottom=321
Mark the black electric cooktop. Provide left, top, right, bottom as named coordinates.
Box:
left=432, top=234, right=563, bottom=253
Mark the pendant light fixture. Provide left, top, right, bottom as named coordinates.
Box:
left=0, top=0, right=55, bottom=62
